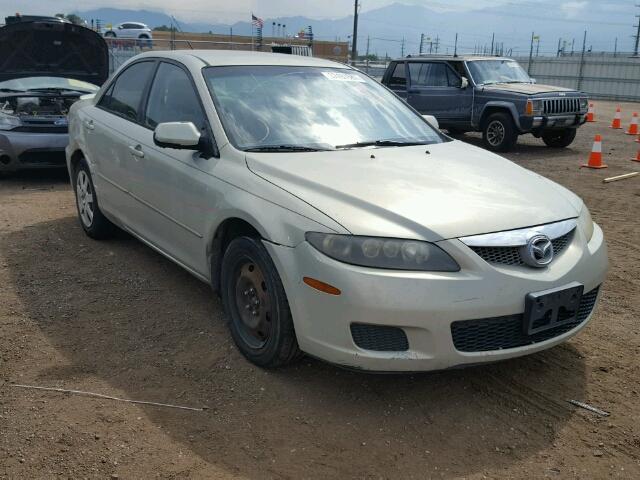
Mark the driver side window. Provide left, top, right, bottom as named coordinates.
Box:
left=99, top=61, right=155, bottom=122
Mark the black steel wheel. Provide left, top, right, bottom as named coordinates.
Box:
left=482, top=112, right=518, bottom=152
left=220, top=236, right=301, bottom=368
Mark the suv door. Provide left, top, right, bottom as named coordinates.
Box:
left=81, top=60, right=156, bottom=226
left=407, top=61, right=472, bottom=127
left=385, top=61, right=408, bottom=100
left=129, top=60, right=214, bottom=274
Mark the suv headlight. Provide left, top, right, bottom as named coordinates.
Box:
left=305, top=233, right=460, bottom=272
left=580, top=98, right=589, bottom=109
left=578, top=205, right=594, bottom=241
left=525, top=99, right=543, bottom=116
left=0, top=111, right=21, bottom=131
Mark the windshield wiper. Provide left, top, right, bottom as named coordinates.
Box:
left=335, top=139, right=431, bottom=149
left=27, top=87, right=93, bottom=94
left=0, top=88, right=26, bottom=93
left=243, top=144, right=332, bottom=152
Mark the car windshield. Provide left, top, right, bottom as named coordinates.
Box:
left=203, top=65, right=445, bottom=151
left=467, top=60, right=532, bottom=86
left=0, top=76, right=99, bottom=93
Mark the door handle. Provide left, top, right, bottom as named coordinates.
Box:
left=84, top=119, right=95, bottom=130
left=128, top=145, right=145, bottom=158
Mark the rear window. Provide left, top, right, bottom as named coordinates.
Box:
left=99, top=61, right=155, bottom=122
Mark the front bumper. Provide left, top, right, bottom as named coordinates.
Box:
left=0, top=131, right=68, bottom=172
left=519, top=113, right=587, bottom=132
left=266, top=223, right=607, bottom=372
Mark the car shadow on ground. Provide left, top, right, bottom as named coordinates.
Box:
left=451, top=133, right=583, bottom=159
left=0, top=167, right=69, bottom=186
left=2, top=215, right=588, bottom=478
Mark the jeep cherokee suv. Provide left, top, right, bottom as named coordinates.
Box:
left=381, top=56, right=588, bottom=152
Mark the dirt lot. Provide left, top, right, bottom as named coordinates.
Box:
left=1, top=100, right=639, bottom=479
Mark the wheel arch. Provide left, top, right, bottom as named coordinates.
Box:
left=479, top=102, right=521, bottom=130
left=68, top=148, right=86, bottom=179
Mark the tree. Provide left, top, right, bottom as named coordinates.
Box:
left=153, top=25, right=176, bottom=32
left=55, top=13, right=85, bottom=25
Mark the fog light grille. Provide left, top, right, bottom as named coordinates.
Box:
left=451, top=286, right=599, bottom=352
left=351, top=323, right=409, bottom=352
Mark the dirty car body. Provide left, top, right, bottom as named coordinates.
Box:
left=0, top=20, right=108, bottom=172
left=66, top=51, right=607, bottom=372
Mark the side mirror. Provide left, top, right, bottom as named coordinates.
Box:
left=530, top=78, right=537, bottom=84
left=154, top=122, right=201, bottom=149
left=460, top=77, right=469, bottom=89
left=422, top=115, right=439, bottom=130
left=117, top=25, right=123, bottom=29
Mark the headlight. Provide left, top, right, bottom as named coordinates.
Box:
left=580, top=98, right=589, bottom=109
left=525, top=99, right=543, bottom=116
left=0, top=111, right=21, bottom=131
left=578, top=205, right=594, bottom=241
left=305, top=233, right=460, bottom=272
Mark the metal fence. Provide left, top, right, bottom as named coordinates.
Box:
left=514, top=53, right=640, bottom=102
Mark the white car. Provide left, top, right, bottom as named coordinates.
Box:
left=104, top=22, right=152, bottom=41
left=65, top=51, right=608, bottom=372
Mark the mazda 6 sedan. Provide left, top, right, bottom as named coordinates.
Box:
left=65, top=50, right=608, bottom=371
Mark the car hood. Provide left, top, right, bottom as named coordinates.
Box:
left=0, top=21, right=109, bottom=85
left=483, top=83, right=579, bottom=95
left=246, top=141, right=582, bottom=241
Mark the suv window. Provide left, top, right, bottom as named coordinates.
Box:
left=388, top=62, right=406, bottom=88
left=99, top=61, right=155, bottom=122
left=122, top=23, right=141, bottom=29
left=145, top=62, right=206, bottom=129
left=409, top=62, right=460, bottom=88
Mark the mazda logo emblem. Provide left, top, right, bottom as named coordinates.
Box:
left=520, top=234, right=554, bottom=267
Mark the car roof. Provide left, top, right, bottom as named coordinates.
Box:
left=396, top=55, right=514, bottom=62
left=134, top=50, right=350, bottom=69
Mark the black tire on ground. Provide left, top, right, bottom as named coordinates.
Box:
left=73, top=158, right=116, bottom=239
left=220, top=236, right=301, bottom=368
left=482, top=112, right=518, bottom=152
left=541, top=128, right=577, bottom=148
left=104, top=31, right=116, bottom=37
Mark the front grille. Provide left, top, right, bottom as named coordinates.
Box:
left=542, top=98, right=582, bottom=115
left=351, top=323, right=409, bottom=352
left=13, top=125, right=68, bottom=133
left=18, top=149, right=66, bottom=165
left=451, top=286, right=599, bottom=352
left=470, top=229, right=574, bottom=267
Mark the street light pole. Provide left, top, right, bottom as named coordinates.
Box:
left=351, top=0, right=359, bottom=65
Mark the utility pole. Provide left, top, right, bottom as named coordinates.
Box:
left=528, top=31, right=535, bottom=74
left=578, top=30, right=587, bottom=90
left=351, top=0, right=359, bottom=64
left=633, top=4, right=640, bottom=57
left=400, top=37, right=405, bottom=57
left=365, top=35, right=370, bottom=73
left=571, top=38, right=575, bottom=55
left=434, top=35, right=440, bottom=54
left=419, top=33, right=424, bottom=55
left=614, top=37, right=618, bottom=57
left=454, top=33, right=458, bottom=57
left=557, top=37, right=561, bottom=57
left=490, top=32, right=495, bottom=55
left=536, top=36, right=540, bottom=56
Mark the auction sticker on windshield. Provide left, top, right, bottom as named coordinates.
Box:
left=321, top=71, right=366, bottom=82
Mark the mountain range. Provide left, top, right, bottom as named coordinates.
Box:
left=73, top=2, right=633, bottom=58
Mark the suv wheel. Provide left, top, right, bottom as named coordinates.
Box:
left=541, top=128, right=577, bottom=148
left=74, top=159, right=115, bottom=239
left=220, top=236, right=301, bottom=368
left=104, top=31, right=116, bottom=38
left=482, top=112, right=518, bottom=152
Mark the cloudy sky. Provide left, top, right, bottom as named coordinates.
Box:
left=3, top=0, right=592, bottom=24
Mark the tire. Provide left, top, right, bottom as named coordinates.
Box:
left=73, top=158, right=115, bottom=239
left=220, top=236, right=301, bottom=368
left=482, top=112, right=518, bottom=152
left=541, top=128, right=577, bottom=148
left=104, top=31, right=116, bottom=38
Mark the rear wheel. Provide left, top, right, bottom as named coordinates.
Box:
left=74, top=159, right=115, bottom=239
left=482, top=112, right=518, bottom=152
left=104, top=31, right=116, bottom=38
left=541, top=128, right=577, bottom=148
left=220, top=236, right=301, bottom=368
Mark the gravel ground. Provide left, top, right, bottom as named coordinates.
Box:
left=1, top=100, right=639, bottom=479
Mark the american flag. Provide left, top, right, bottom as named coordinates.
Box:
left=251, top=14, right=264, bottom=28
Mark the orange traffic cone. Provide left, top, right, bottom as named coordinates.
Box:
left=627, top=112, right=639, bottom=135
left=586, top=103, right=596, bottom=122
left=632, top=147, right=640, bottom=162
left=610, top=107, right=622, bottom=129
left=582, top=134, right=607, bottom=169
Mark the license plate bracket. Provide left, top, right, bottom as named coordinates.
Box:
left=524, top=282, right=584, bottom=335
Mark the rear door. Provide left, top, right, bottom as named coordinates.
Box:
left=385, top=61, right=408, bottom=100
left=82, top=60, right=157, bottom=225
left=407, top=61, right=472, bottom=125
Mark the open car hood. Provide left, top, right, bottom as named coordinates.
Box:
left=0, top=21, right=109, bottom=86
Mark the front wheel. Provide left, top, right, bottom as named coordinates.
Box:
left=482, top=112, right=518, bottom=152
left=541, top=128, right=577, bottom=148
left=104, top=31, right=116, bottom=38
left=220, top=236, right=301, bottom=368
